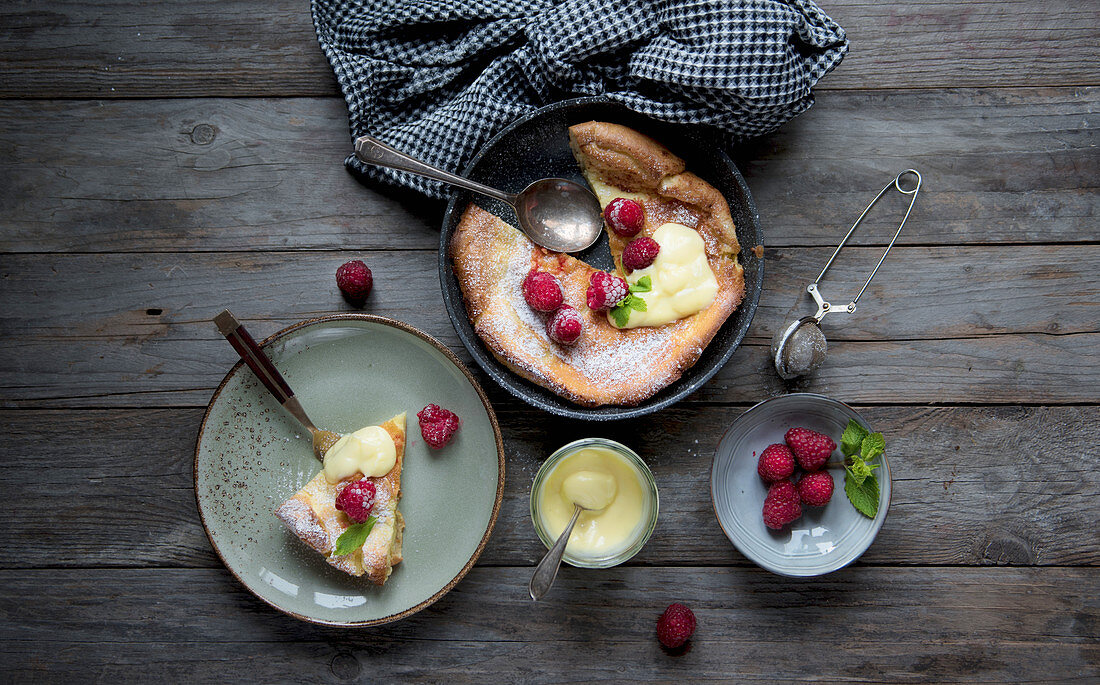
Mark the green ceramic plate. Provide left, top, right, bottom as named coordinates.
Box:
left=195, top=315, right=504, bottom=626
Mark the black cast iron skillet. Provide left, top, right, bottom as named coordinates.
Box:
left=439, top=97, right=764, bottom=420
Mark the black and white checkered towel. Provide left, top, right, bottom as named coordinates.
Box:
left=312, top=0, right=847, bottom=199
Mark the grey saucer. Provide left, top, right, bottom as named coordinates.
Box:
left=439, top=97, right=764, bottom=421
left=195, top=315, right=505, bottom=625
left=711, top=393, right=891, bottom=576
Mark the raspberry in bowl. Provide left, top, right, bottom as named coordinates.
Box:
left=710, top=393, right=891, bottom=577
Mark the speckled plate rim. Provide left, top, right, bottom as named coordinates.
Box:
left=709, top=393, right=892, bottom=577
left=193, top=313, right=506, bottom=627
left=438, top=96, right=764, bottom=421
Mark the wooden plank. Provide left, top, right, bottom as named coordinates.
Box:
left=0, top=89, right=1096, bottom=253
left=0, top=246, right=1095, bottom=407
left=0, top=567, right=1095, bottom=682
left=3, top=406, right=1096, bottom=569
left=0, top=2, right=1096, bottom=98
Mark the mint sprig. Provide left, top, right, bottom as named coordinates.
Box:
left=333, top=516, right=377, bottom=556
left=610, top=276, right=651, bottom=327
left=839, top=419, right=884, bottom=518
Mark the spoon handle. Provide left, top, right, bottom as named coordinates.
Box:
left=354, top=135, right=516, bottom=205
left=213, top=309, right=317, bottom=431
left=529, top=504, right=582, bottom=601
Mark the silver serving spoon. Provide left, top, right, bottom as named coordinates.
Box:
left=773, top=169, right=922, bottom=380
left=529, top=503, right=585, bottom=600
left=354, top=135, right=603, bottom=253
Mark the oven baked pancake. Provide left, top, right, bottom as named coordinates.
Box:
left=449, top=122, right=744, bottom=407
left=275, top=413, right=406, bottom=584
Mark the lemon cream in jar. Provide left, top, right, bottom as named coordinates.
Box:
left=532, top=439, right=659, bottom=568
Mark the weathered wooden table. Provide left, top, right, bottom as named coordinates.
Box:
left=2, top=1, right=1097, bottom=681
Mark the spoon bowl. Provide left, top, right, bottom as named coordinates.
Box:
left=355, top=135, right=602, bottom=252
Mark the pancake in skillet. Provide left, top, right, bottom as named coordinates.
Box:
left=450, top=122, right=744, bottom=407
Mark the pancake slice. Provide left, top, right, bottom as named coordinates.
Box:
left=275, top=413, right=406, bottom=585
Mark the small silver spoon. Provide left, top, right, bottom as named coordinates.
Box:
left=773, top=169, right=922, bottom=380
left=355, top=135, right=603, bottom=253
left=529, top=503, right=585, bottom=600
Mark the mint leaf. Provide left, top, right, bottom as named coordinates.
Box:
left=629, top=276, right=652, bottom=293
left=861, top=432, right=886, bottom=461
left=610, top=303, right=631, bottom=327
left=610, top=294, right=647, bottom=326
left=334, top=516, right=376, bottom=556
left=845, top=457, right=878, bottom=485
left=844, top=473, right=879, bottom=518
left=840, top=419, right=869, bottom=457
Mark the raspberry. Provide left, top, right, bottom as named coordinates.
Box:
left=622, top=236, right=660, bottom=271
left=757, top=443, right=795, bottom=482
left=605, top=198, right=645, bottom=237
left=547, top=305, right=583, bottom=345
left=522, top=271, right=564, bottom=313
left=762, top=480, right=802, bottom=530
left=335, top=260, right=373, bottom=305
left=586, top=271, right=628, bottom=311
left=417, top=404, right=460, bottom=449
left=335, top=479, right=376, bottom=523
left=785, top=427, right=837, bottom=471
left=798, top=471, right=834, bottom=507
left=656, top=603, right=696, bottom=649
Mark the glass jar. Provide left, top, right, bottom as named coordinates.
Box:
left=530, top=438, right=659, bottom=568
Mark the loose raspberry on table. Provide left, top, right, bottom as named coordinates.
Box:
left=547, top=305, right=583, bottom=345
left=522, top=270, right=564, bottom=312
left=798, top=471, right=834, bottom=507
left=757, top=443, right=796, bottom=482
left=417, top=404, right=460, bottom=449
left=785, top=427, right=836, bottom=471
left=605, top=198, right=645, bottom=237
left=586, top=271, right=629, bottom=311
left=622, top=236, right=660, bottom=272
left=335, top=479, right=376, bottom=523
left=656, top=603, right=696, bottom=649
left=335, top=260, right=373, bottom=305
left=762, top=480, right=802, bottom=530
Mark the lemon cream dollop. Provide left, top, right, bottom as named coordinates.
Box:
left=561, top=469, right=619, bottom=511
left=611, top=222, right=718, bottom=329
left=322, top=425, right=396, bottom=483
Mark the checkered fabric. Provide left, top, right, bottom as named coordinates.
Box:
left=312, top=0, right=847, bottom=199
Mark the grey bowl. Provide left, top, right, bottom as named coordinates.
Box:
left=711, top=393, right=892, bottom=576
left=439, top=97, right=764, bottom=421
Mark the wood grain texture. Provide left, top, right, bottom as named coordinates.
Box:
left=0, top=247, right=1095, bottom=407
left=0, top=89, right=1095, bottom=253
left=0, top=1, right=1096, bottom=98
left=3, top=406, right=1096, bottom=569
left=0, top=567, right=1096, bottom=682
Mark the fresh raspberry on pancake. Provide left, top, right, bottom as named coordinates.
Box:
left=605, top=198, right=644, bottom=237
left=622, top=236, right=660, bottom=271
left=522, top=270, right=564, bottom=312
left=335, top=479, right=376, bottom=523
left=586, top=271, right=628, bottom=311
left=547, top=305, right=583, bottom=345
